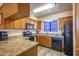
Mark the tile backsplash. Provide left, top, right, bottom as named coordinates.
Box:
left=7, top=30, right=36, bottom=37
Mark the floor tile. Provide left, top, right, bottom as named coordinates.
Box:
left=38, top=46, right=66, bottom=56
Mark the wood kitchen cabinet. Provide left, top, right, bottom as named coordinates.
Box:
left=14, top=19, right=22, bottom=29
left=0, top=23, right=4, bottom=29
left=22, top=18, right=27, bottom=29
left=4, top=18, right=27, bottom=29
left=3, top=17, right=37, bottom=29
left=75, top=3, right=79, bottom=55
left=0, top=3, right=18, bottom=19
left=4, top=19, right=15, bottom=29
left=0, top=3, right=30, bottom=20
left=36, top=21, right=41, bottom=30
left=0, top=3, right=30, bottom=29
left=59, top=16, right=72, bottom=29
left=4, top=18, right=22, bottom=29
left=5, top=21, right=15, bottom=29
left=37, top=35, right=52, bottom=48
left=59, top=18, right=64, bottom=29
left=64, top=16, right=72, bottom=22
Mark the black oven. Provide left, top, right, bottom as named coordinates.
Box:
left=23, top=31, right=34, bottom=41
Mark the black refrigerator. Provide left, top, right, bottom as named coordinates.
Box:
left=64, top=22, right=73, bottom=56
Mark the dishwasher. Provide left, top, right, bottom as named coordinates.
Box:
left=52, top=37, right=62, bottom=52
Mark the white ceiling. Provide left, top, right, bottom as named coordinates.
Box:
left=30, top=3, right=72, bottom=17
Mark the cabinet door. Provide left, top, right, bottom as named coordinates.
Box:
left=0, top=13, right=4, bottom=29
left=22, top=18, right=27, bottom=29
left=59, top=18, right=64, bottom=29
left=1, top=4, right=18, bottom=19
left=64, top=16, right=72, bottom=22
left=4, top=20, right=15, bottom=29
left=0, top=24, right=4, bottom=29
left=1, top=3, right=30, bottom=19
left=14, top=19, right=22, bottom=29
left=44, top=37, right=52, bottom=48
left=38, top=36, right=46, bottom=45
left=18, top=3, right=30, bottom=17
left=37, top=21, right=41, bottom=29
left=38, top=35, right=52, bottom=48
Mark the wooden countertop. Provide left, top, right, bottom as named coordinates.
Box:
left=0, top=37, right=38, bottom=56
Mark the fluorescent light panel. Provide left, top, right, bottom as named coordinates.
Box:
left=33, top=3, right=56, bottom=13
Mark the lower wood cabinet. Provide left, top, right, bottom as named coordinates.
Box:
left=37, top=35, right=52, bottom=48
left=17, top=46, right=38, bottom=56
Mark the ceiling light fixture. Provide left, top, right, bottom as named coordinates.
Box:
left=33, top=3, right=56, bottom=13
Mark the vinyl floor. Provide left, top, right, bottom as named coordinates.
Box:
left=38, top=46, right=67, bottom=56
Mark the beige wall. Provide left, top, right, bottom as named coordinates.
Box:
left=30, top=5, right=38, bottom=20
left=8, top=31, right=23, bottom=36
left=0, top=30, right=36, bottom=37
left=38, top=10, right=72, bottom=21
left=30, top=11, right=38, bottom=20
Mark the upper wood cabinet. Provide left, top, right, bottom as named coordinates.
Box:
left=4, top=18, right=27, bottom=29
left=64, top=16, right=72, bottom=22
left=4, top=19, right=15, bottom=29
left=3, top=17, right=37, bottom=29
left=0, top=4, right=18, bottom=19
left=0, top=3, right=30, bottom=20
left=22, top=18, right=27, bottom=29
left=59, top=16, right=72, bottom=29
left=0, top=23, right=4, bottom=29
left=14, top=19, right=22, bottom=29
left=59, top=18, right=64, bottom=29
left=36, top=21, right=41, bottom=30
left=0, top=3, right=30, bottom=29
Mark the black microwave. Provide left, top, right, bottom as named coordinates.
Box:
left=26, top=23, right=34, bottom=30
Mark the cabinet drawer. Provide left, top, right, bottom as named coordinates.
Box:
left=76, top=49, right=79, bottom=56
